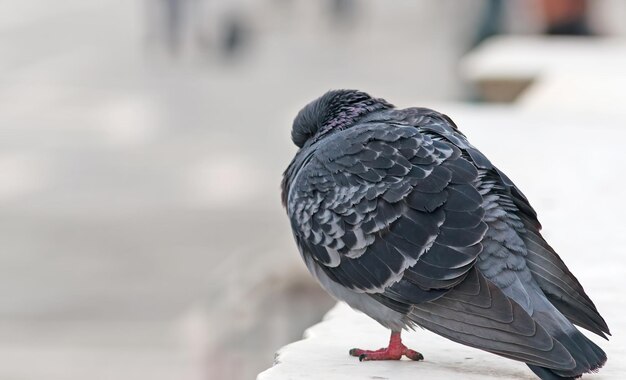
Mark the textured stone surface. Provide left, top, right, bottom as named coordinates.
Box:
left=259, top=302, right=623, bottom=380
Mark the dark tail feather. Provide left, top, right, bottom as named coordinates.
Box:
left=528, top=329, right=607, bottom=379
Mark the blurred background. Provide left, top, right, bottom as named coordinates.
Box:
left=2, top=1, right=626, bottom=379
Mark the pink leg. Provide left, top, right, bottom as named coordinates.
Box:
left=349, top=331, right=423, bottom=361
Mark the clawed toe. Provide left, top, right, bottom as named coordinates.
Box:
left=348, top=346, right=423, bottom=361
left=404, top=349, right=424, bottom=361
left=348, top=332, right=423, bottom=362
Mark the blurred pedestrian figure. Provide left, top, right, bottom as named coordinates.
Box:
left=144, top=0, right=194, bottom=57
left=163, top=0, right=186, bottom=55
left=217, top=12, right=248, bottom=56
left=540, top=0, right=592, bottom=35
left=144, top=0, right=249, bottom=60
left=473, top=0, right=593, bottom=48
left=473, top=0, right=504, bottom=47
left=327, top=0, right=357, bottom=28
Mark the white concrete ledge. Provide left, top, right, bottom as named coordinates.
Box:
left=460, top=36, right=626, bottom=102
left=461, top=36, right=626, bottom=82
left=258, top=302, right=621, bottom=380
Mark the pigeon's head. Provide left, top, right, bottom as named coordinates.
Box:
left=291, top=89, right=393, bottom=148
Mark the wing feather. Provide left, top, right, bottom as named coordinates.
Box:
left=287, top=122, right=484, bottom=293
left=409, top=269, right=577, bottom=370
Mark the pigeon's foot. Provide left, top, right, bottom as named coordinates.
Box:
left=349, top=331, right=423, bottom=362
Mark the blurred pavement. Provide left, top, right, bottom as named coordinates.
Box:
left=0, top=1, right=484, bottom=379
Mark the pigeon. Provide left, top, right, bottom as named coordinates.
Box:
left=281, top=90, right=609, bottom=379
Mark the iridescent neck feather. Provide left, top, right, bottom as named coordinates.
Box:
left=291, top=90, right=394, bottom=148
